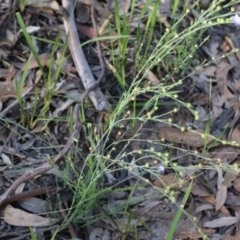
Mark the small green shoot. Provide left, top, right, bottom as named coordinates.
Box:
left=166, top=180, right=193, bottom=240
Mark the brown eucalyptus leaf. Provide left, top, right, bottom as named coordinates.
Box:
left=159, top=128, right=214, bottom=147
left=18, top=197, right=49, bottom=214
left=215, top=184, right=227, bottom=212
left=203, top=216, right=238, bottom=228
left=2, top=204, right=60, bottom=227
left=77, top=24, right=96, bottom=38
left=153, top=174, right=189, bottom=190
left=190, top=184, right=211, bottom=197
left=21, top=53, right=50, bottom=71
left=215, top=167, right=227, bottom=211
left=203, top=196, right=230, bottom=216
left=211, top=146, right=240, bottom=165
left=216, top=61, right=233, bottom=99
left=223, top=170, right=239, bottom=188
left=226, top=192, right=240, bottom=206
left=195, top=203, right=214, bottom=214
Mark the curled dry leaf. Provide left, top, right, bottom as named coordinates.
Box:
left=159, top=128, right=214, bottom=147
left=203, top=216, right=238, bottom=228
left=215, top=167, right=227, bottom=212
left=2, top=204, right=61, bottom=227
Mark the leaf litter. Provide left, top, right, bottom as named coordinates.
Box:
left=1, top=0, right=240, bottom=239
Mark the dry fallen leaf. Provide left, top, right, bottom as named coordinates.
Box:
left=226, top=192, right=240, bottom=206
left=203, top=196, right=230, bottom=216
left=223, top=170, right=238, bottom=187
left=190, top=184, right=212, bottom=197
left=2, top=204, right=61, bottom=227
left=159, top=128, right=214, bottom=147
left=210, top=146, right=240, bottom=165
left=21, top=53, right=50, bottom=71
left=216, top=61, right=233, bottom=95
left=215, top=167, right=227, bottom=211
left=144, top=69, right=160, bottom=86
left=0, top=79, right=31, bottom=102
left=18, top=197, right=49, bottom=214
left=153, top=174, right=189, bottom=190
left=1, top=153, right=12, bottom=166
left=77, top=24, right=96, bottom=38
left=203, top=216, right=238, bottom=228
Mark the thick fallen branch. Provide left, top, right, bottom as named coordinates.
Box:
left=61, top=0, right=111, bottom=111
left=0, top=104, right=82, bottom=207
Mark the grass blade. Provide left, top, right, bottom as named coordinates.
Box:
left=166, top=180, right=193, bottom=240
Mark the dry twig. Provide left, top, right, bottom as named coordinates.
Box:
left=59, top=203, right=78, bottom=238
left=61, top=0, right=111, bottom=111
left=80, top=5, right=105, bottom=100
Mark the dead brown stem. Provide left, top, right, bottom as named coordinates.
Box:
left=59, top=203, right=78, bottom=238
